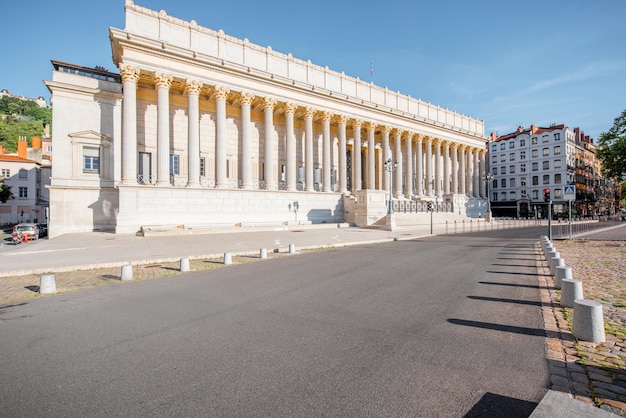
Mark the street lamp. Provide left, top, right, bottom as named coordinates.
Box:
left=483, top=172, right=494, bottom=221
left=384, top=158, right=398, bottom=215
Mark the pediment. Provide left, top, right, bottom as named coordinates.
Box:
left=69, top=130, right=112, bottom=143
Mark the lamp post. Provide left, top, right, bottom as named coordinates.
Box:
left=483, top=172, right=494, bottom=222
left=384, top=158, right=398, bottom=230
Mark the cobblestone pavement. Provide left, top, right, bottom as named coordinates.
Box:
left=540, top=239, right=626, bottom=416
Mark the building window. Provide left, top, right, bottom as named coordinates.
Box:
left=542, top=135, right=549, bottom=143
left=491, top=144, right=497, bottom=152
left=543, top=148, right=549, bottom=156
left=554, top=133, right=561, bottom=141
left=532, top=176, right=539, bottom=185
left=1, top=169, right=9, bottom=178
left=521, top=177, right=526, bottom=186
left=521, top=189, right=527, bottom=198
left=509, top=153, right=515, bottom=161
left=509, top=165, right=515, bottom=174
left=500, top=166, right=506, bottom=175
left=543, top=175, right=550, bottom=184
left=509, top=142, right=515, bottom=149
left=554, top=159, right=562, bottom=169
left=46, top=145, right=53, bottom=152
left=169, top=154, right=179, bottom=175
left=18, top=169, right=28, bottom=179
left=493, top=192, right=498, bottom=201
left=532, top=149, right=538, bottom=158
left=520, top=151, right=526, bottom=160
left=554, top=145, right=561, bottom=155
left=492, top=167, right=497, bottom=175
left=500, top=155, right=506, bottom=162
left=554, top=188, right=562, bottom=198
left=555, top=173, right=562, bottom=184
left=500, top=143, right=506, bottom=150
left=200, top=157, right=206, bottom=177
left=520, top=164, right=526, bottom=173
left=520, top=139, right=526, bottom=146
left=532, top=162, right=538, bottom=171
left=543, top=161, right=549, bottom=170
left=492, top=155, right=497, bottom=163
left=500, top=179, right=506, bottom=188
left=509, top=191, right=516, bottom=199
left=492, top=179, right=497, bottom=189
left=532, top=137, right=538, bottom=145
left=532, top=190, right=539, bottom=200
left=83, top=146, right=100, bottom=173
left=510, top=178, right=516, bottom=187
left=18, top=186, right=27, bottom=198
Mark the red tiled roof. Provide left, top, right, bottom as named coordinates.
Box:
left=0, top=155, right=37, bottom=164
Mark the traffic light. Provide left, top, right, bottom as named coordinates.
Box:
left=543, top=188, right=551, bottom=202
left=427, top=201, right=433, bottom=211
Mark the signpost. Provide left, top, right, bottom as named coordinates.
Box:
left=564, top=185, right=576, bottom=239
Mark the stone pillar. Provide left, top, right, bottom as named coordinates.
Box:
left=404, top=131, right=413, bottom=197
left=155, top=72, right=173, bottom=186
left=415, top=134, right=424, bottom=197
left=305, top=107, right=315, bottom=192
left=185, top=79, right=202, bottom=187
left=322, top=111, right=332, bottom=192
left=240, top=92, right=255, bottom=190
left=365, top=122, right=376, bottom=190
left=120, top=64, right=140, bottom=184
left=393, top=129, right=403, bottom=198
left=382, top=126, right=391, bottom=194
left=473, top=149, right=480, bottom=198
left=352, top=119, right=363, bottom=191
left=479, top=150, right=486, bottom=197
left=451, top=143, right=458, bottom=194
left=434, top=138, right=442, bottom=196
left=284, top=102, right=297, bottom=191
left=459, top=146, right=466, bottom=195
left=263, top=97, right=277, bottom=190
left=443, top=141, right=451, bottom=194
left=425, top=137, right=433, bottom=196
left=214, top=86, right=230, bottom=189
left=338, top=115, right=348, bottom=194
left=466, top=148, right=474, bottom=197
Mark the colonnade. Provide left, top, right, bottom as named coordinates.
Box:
left=119, top=65, right=487, bottom=199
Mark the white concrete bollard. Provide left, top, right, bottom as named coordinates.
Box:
left=289, top=244, right=296, bottom=254
left=224, top=252, right=232, bottom=265
left=550, top=256, right=565, bottom=277
left=543, top=243, right=554, bottom=259
left=180, top=257, right=190, bottom=272
left=39, top=274, right=57, bottom=295
left=121, top=264, right=133, bottom=281
left=554, top=266, right=572, bottom=289
left=547, top=250, right=559, bottom=263
left=561, top=279, right=583, bottom=308
left=260, top=248, right=267, bottom=259
left=572, top=299, right=605, bottom=343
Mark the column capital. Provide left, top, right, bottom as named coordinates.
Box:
left=239, top=91, right=255, bottom=106
left=283, top=102, right=297, bottom=115
left=304, top=106, right=316, bottom=119
left=449, top=141, right=459, bottom=150
left=184, top=79, right=202, bottom=96
left=262, top=97, right=277, bottom=111
left=431, top=137, right=442, bottom=146
left=423, top=135, right=434, bottom=144
left=120, top=64, right=140, bottom=83
left=351, top=118, right=363, bottom=129
left=414, top=133, right=424, bottom=142
left=212, top=85, right=230, bottom=101
left=364, top=121, right=377, bottom=132
left=392, top=128, right=403, bottom=138
left=321, top=110, right=333, bottom=123
left=335, top=114, right=349, bottom=126
left=381, top=125, right=392, bottom=135
left=154, top=72, right=173, bottom=89
left=402, top=131, right=414, bottom=140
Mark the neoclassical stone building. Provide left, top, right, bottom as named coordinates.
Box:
left=45, top=1, right=488, bottom=237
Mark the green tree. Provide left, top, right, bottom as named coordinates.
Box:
left=597, top=109, right=626, bottom=181
left=0, top=180, right=12, bottom=203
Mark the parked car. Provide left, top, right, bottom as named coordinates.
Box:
left=36, top=223, right=48, bottom=238
left=12, top=223, right=40, bottom=240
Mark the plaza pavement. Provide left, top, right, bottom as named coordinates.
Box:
left=1, top=220, right=625, bottom=417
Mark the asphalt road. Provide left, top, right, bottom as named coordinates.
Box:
left=0, top=230, right=549, bottom=417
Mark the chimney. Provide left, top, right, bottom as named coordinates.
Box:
left=517, top=126, right=524, bottom=133
left=530, top=124, right=538, bottom=134
left=32, top=136, right=41, bottom=149
left=490, top=132, right=497, bottom=141
left=17, top=136, right=27, bottom=158
left=0, top=144, right=3, bottom=155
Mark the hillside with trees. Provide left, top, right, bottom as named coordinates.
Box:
left=0, top=95, right=51, bottom=152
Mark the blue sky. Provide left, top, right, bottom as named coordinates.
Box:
left=2, top=0, right=625, bottom=140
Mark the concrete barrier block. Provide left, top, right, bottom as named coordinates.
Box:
left=573, top=299, right=605, bottom=343
left=550, top=257, right=565, bottom=277
left=554, top=266, right=572, bottom=289
left=224, top=252, right=232, bottom=265
left=180, top=257, right=190, bottom=272
left=260, top=248, right=267, bottom=259
left=289, top=244, right=296, bottom=254
left=39, top=274, right=57, bottom=294
left=561, top=279, right=583, bottom=308
left=121, top=264, right=133, bottom=281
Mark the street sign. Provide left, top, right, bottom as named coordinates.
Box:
left=563, top=185, right=576, bottom=201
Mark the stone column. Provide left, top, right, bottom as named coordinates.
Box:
left=425, top=137, right=433, bottom=196
left=120, top=64, right=140, bottom=184
left=443, top=140, right=451, bottom=194
left=393, top=129, right=403, bottom=198
left=451, top=143, right=458, bottom=194
left=240, top=92, right=255, bottom=190
left=304, top=107, right=315, bottom=192
left=214, top=86, right=230, bottom=189
left=185, top=79, right=202, bottom=187
left=365, top=122, right=376, bottom=190
left=352, top=119, right=363, bottom=191
left=284, top=102, right=297, bottom=191
left=404, top=131, right=413, bottom=197
left=467, top=148, right=474, bottom=197
left=322, top=111, right=332, bottom=192
left=415, top=134, right=424, bottom=197
left=459, top=145, right=466, bottom=195
left=337, top=115, right=348, bottom=194
left=479, top=150, right=486, bottom=197
left=434, top=138, right=442, bottom=196
left=474, top=150, right=481, bottom=198
left=382, top=126, right=391, bottom=194
left=155, top=72, right=173, bottom=186
left=263, top=97, right=277, bottom=190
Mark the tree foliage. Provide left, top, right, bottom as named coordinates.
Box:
left=597, top=109, right=626, bottom=181
left=0, top=179, right=12, bottom=203
left=0, top=95, right=51, bottom=152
